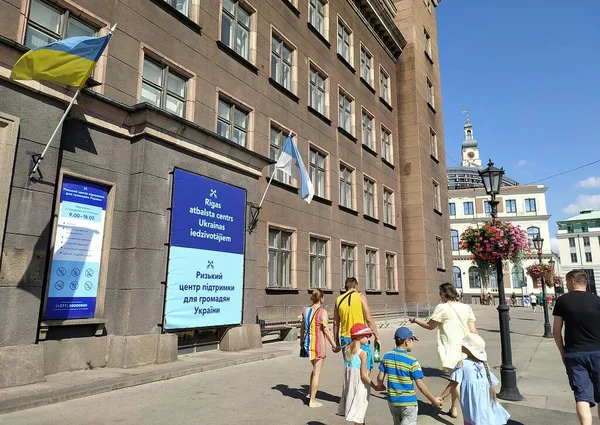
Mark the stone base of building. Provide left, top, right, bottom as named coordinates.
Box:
left=219, top=324, right=262, bottom=352
left=0, top=334, right=178, bottom=389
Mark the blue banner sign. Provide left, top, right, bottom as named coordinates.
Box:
left=45, top=177, right=108, bottom=319
left=164, top=169, right=246, bottom=330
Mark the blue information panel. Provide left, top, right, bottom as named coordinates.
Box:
left=164, top=169, right=246, bottom=330
left=45, top=177, right=109, bottom=320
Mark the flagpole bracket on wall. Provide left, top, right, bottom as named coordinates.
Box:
left=246, top=202, right=261, bottom=234
left=29, top=153, right=43, bottom=181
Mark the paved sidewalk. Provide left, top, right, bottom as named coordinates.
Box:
left=0, top=345, right=292, bottom=415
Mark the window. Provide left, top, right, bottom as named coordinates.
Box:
left=338, top=91, right=353, bottom=133
left=164, top=0, right=189, bottom=16
left=449, top=202, right=456, bottom=216
left=525, top=198, right=537, bottom=212
left=424, top=0, right=432, bottom=13
left=271, top=34, right=294, bottom=91
left=310, top=237, right=327, bottom=289
left=309, top=148, right=326, bottom=198
left=469, top=266, right=481, bottom=289
left=25, top=0, right=96, bottom=50
left=268, top=228, right=292, bottom=288
left=380, top=68, right=390, bottom=103
left=506, top=199, right=517, bottom=213
left=337, top=20, right=352, bottom=64
left=512, top=266, right=525, bottom=289
left=490, top=269, right=498, bottom=289
left=221, top=0, right=251, bottom=60
left=527, top=227, right=540, bottom=248
left=309, top=66, right=327, bottom=115
left=567, top=225, right=574, bottom=233
left=424, top=29, right=432, bottom=58
left=363, top=177, right=375, bottom=217
left=341, top=243, right=355, bottom=289
left=385, top=254, right=396, bottom=291
left=383, top=188, right=394, bottom=225
left=571, top=253, right=578, bottom=263
left=430, top=127, right=438, bottom=158
left=586, top=252, right=593, bottom=262
left=141, top=59, right=186, bottom=117
left=339, top=164, right=354, bottom=209
left=584, top=236, right=591, bottom=247
left=309, top=0, right=327, bottom=36
left=436, top=237, right=444, bottom=270
left=484, top=201, right=491, bottom=214
left=427, top=78, right=435, bottom=108
left=464, top=202, right=474, bottom=215
left=453, top=266, right=462, bottom=289
left=569, top=238, right=576, bottom=248
left=361, top=110, right=374, bottom=149
left=381, top=126, right=392, bottom=163
left=365, top=249, right=377, bottom=290
left=450, top=229, right=459, bottom=251
left=433, top=181, right=441, bottom=212
left=360, top=46, right=373, bottom=84
left=269, top=127, right=292, bottom=184
left=217, top=98, right=249, bottom=146
left=583, top=224, right=589, bottom=232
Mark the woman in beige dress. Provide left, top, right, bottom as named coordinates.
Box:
left=409, top=282, right=478, bottom=418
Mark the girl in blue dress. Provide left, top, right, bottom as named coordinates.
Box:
left=438, top=334, right=510, bottom=425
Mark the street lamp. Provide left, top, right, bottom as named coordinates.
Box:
left=478, top=159, right=523, bottom=401
left=533, top=236, right=553, bottom=338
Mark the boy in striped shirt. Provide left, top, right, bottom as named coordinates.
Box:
left=377, top=327, right=442, bottom=425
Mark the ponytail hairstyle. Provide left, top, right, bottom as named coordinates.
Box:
left=311, top=289, right=324, bottom=304
left=439, top=282, right=460, bottom=302
left=483, top=361, right=497, bottom=403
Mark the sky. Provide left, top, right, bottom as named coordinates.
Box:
left=436, top=0, right=600, bottom=253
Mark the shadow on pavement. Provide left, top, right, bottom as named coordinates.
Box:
left=417, top=400, right=454, bottom=425
left=272, top=384, right=341, bottom=405
left=507, top=419, right=525, bottom=425
left=479, top=328, right=537, bottom=337
left=306, top=422, right=327, bottom=425
left=422, top=367, right=450, bottom=381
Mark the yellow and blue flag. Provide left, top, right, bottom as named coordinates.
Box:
left=10, top=34, right=112, bottom=88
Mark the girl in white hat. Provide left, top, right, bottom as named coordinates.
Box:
left=437, top=334, right=510, bottom=425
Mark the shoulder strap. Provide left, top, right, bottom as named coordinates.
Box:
left=448, top=303, right=469, bottom=335
left=303, top=307, right=321, bottom=343
left=336, top=291, right=354, bottom=309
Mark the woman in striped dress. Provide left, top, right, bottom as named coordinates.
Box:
left=301, top=289, right=338, bottom=407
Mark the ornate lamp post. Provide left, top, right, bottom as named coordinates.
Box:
left=532, top=236, right=553, bottom=338
left=478, top=160, right=523, bottom=401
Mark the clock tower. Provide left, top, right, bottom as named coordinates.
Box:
left=460, top=115, right=481, bottom=168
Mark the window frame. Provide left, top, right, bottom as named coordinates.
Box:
left=586, top=252, right=593, bottom=263
left=337, top=17, right=353, bottom=65
left=427, top=78, right=435, bottom=109
left=359, top=43, right=374, bottom=86
left=365, top=248, right=378, bottom=291
left=164, top=0, right=190, bottom=16
left=429, top=127, right=438, bottom=159
left=220, top=0, right=253, bottom=60
left=436, top=236, right=445, bottom=270
left=450, top=229, right=459, bottom=251
left=448, top=202, right=456, bottom=216
left=361, top=108, right=375, bottom=150
left=385, top=253, right=396, bottom=292
left=268, top=227, right=294, bottom=288
left=217, top=95, right=251, bottom=147
left=424, top=28, right=432, bottom=59
left=341, top=242, right=356, bottom=290
left=309, top=0, right=328, bottom=38
left=380, top=66, right=391, bottom=103
left=380, top=125, right=393, bottom=164
left=271, top=30, right=296, bottom=92
left=363, top=176, right=376, bottom=218
left=309, top=62, right=328, bottom=116
left=469, top=266, right=481, bottom=289
left=464, top=201, right=474, bottom=215
left=309, top=146, right=327, bottom=198
left=309, top=236, right=328, bottom=289
left=269, top=124, right=293, bottom=185
left=433, top=180, right=441, bottom=212
left=383, top=187, right=394, bottom=225
left=141, top=57, right=187, bottom=118
left=569, top=237, right=576, bottom=248
left=527, top=226, right=541, bottom=248
left=338, top=89, right=354, bottom=134
left=505, top=199, right=517, bottom=213
left=453, top=266, right=462, bottom=289
left=583, top=236, right=590, bottom=247
left=571, top=253, right=578, bottom=263
left=525, top=198, right=537, bottom=212
left=339, top=162, right=355, bottom=209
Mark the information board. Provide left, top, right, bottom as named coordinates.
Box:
left=45, top=177, right=108, bottom=319
left=164, top=169, right=246, bottom=330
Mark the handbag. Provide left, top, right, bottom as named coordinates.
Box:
left=300, top=307, right=321, bottom=358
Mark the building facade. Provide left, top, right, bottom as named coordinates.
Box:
left=0, top=0, right=449, bottom=387
left=447, top=118, right=555, bottom=302
left=556, top=210, right=600, bottom=294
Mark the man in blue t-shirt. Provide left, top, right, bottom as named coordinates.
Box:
left=553, top=270, right=600, bottom=425
left=377, top=327, right=441, bottom=425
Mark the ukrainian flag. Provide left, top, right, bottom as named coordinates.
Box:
left=10, top=34, right=112, bottom=88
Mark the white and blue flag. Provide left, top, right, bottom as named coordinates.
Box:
left=275, top=135, right=314, bottom=204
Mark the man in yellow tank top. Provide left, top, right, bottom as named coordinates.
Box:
left=334, top=277, right=380, bottom=369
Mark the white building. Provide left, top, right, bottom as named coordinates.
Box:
left=556, top=210, right=600, bottom=294
left=447, top=117, right=556, bottom=303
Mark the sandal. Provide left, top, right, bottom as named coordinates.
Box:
left=309, top=402, right=323, bottom=408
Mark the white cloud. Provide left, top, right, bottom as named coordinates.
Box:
left=563, top=194, right=600, bottom=215
left=550, top=237, right=560, bottom=254
left=576, top=176, right=600, bottom=189
left=516, top=160, right=528, bottom=167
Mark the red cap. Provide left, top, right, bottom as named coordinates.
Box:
left=350, top=323, right=374, bottom=339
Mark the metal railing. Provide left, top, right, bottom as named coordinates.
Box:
left=256, top=302, right=432, bottom=331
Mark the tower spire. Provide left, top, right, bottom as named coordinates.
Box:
left=460, top=111, right=481, bottom=168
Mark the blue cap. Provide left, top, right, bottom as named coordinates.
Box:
left=394, top=327, right=418, bottom=341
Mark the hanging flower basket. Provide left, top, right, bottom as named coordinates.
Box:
left=460, top=220, right=529, bottom=288
left=526, top=263, right=556, bottom=287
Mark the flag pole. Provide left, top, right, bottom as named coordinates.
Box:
left=258, top=130, right=293, bottom=208
left=28, top=23, right=117, bottom=180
